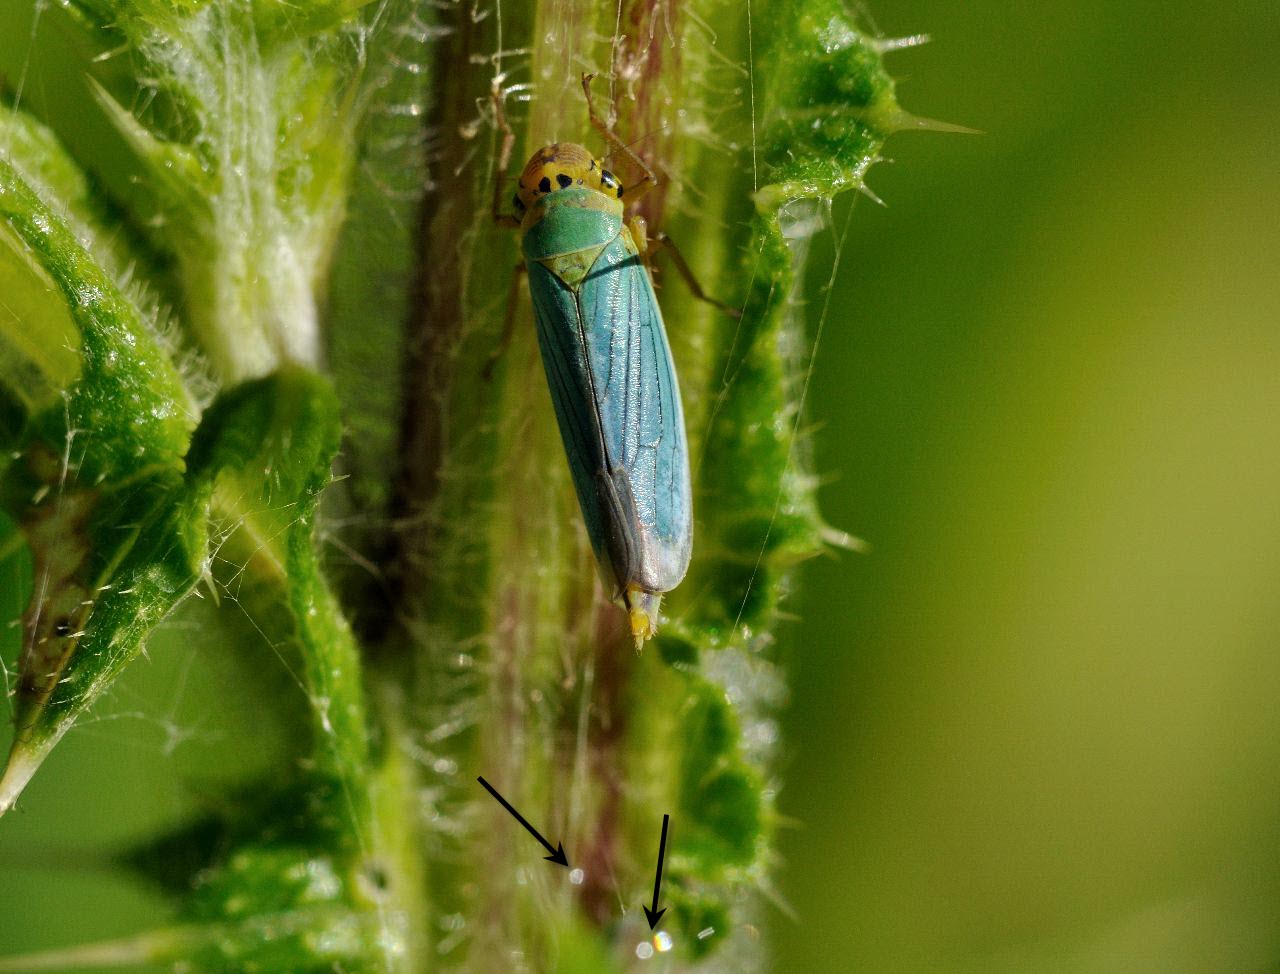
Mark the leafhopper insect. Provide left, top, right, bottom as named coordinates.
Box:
left=492, top=76, right=736, bottom=644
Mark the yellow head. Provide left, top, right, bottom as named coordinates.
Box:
left=512, top=142, right=625, bottom=216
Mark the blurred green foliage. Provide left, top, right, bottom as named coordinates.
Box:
left=775, top=2, right=1280, bottom=972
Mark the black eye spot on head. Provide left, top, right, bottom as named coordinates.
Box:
left=616, top=183, right=624, bottom=198
left=556, top=172, right=573, bottom=189
left=538, top=176, right=552, bottom=194
left=600, top=169, right=617, bottom=189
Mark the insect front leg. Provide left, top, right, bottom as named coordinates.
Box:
left=490, top=80, right=521, bottom=229
left=627, top=214, right=652, bottom=261
left=581, top=73, right=656, bottom=206
left=482, top=263, right=527, bottom=380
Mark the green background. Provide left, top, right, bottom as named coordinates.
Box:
left=778, top=1, right=1280, bottom=971
left=2, top=1, right=1279, bottom=971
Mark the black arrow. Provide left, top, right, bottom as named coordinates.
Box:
left=477, top=776, right=570, bottom=868
left=643, top=813, right=670, bottom=930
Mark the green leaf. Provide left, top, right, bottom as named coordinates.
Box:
left=186, top=367, right=372, bottom=840
left=676, top=683, right=763, bottom=869
left=0, top=153, right=203, bottom=813
left=43, top=0, right=388, bottom=381
left=115, top=778, right=405, bottom=974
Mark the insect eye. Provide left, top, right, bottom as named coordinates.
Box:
left=600, top=169, right=625, bottom=198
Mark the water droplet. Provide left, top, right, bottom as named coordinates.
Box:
left=654, top=931, right=673, bottom=953
left=635, top=942, right=654, bottom=960
left=569, top=867, right=585, bottom=885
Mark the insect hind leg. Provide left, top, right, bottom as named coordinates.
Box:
left=646, top=228, right=742, bottom=319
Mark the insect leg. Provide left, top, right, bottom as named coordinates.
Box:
left=490, top=80, right=521, bottom=229
left=581, top=72, right=656, bottom=205
left=482, top=263, right=528, bottom=380
left=627, top=214, right=652, bottom=259
left=650, top=230, right=742, bottom=319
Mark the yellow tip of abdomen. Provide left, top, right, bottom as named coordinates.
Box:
left=625, top=584, right=662, bottom=650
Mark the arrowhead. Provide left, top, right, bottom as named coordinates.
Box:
left=544, top=842, right=570, bottom=868
left=643, top=906, right=666, bottom=930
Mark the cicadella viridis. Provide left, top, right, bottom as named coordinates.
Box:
left=490, top=74, right=739, bottom=647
